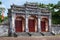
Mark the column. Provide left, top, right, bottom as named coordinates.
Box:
left=11, top=13, right=15, bottom=34
left=9, top=17, right=12, bottom=36
left=38, top=16, right=41, bottom=32
left=49, top=16, right=52, bottom=32
left=25, top=15, right=29, bottom=32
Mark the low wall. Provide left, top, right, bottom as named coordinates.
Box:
left=0, top=24, right=8, bottom=36
left=0, top=24, right=60, bottom=36
left=52, top=24, right=60, bottom=34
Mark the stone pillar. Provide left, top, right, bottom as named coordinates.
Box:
left=11, top=13, right=16, bottom=36
left=49, top=16, right=52, bottom=32
left=25, top=15, right=29, bottom=32
left=38, top=16, right=41, bottom=32
left=8, top=17, right=12, bottom=36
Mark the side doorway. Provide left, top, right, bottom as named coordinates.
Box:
left=15, top=16, right=25, bottom=32
left=41, top=18, right=49, bottom=32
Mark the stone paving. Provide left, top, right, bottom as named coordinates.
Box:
left=0, top=36, right=60, bottom=40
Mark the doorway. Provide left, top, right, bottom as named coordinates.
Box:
left=41, top=18, right=49, bottom=32
left=15, top=16, right=25, bottom=32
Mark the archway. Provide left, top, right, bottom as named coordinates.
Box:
left=41, top=18, right=49, bottom=32
left=28, top=15, right=37, bottom=32
left=15, top=16, right=25, bottom=32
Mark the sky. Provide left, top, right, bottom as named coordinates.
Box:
left=0, top=0, right=60, bottom=16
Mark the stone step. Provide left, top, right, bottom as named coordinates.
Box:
left=16, top=32, right=42, bottom=36
left=41, top=32, right=55, bottom=36
left=15, top=32, right=55, bottom=36
left=27, top=32, right=42, bottom=36
left=16, top=32, right=29, bottom=36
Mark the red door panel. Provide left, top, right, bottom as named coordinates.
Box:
left=28, top=19, right=35, bottom=32
left=15, top=20, right=22, bottom=32
left=41, top=21, right=46, bottom=32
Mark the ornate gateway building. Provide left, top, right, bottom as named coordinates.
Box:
left=8, top=2, right=52, bottom=36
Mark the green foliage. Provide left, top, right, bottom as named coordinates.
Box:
left=0, top=15, right=2, bottom=23
left=52, top=9, right=60, bottom=24
left=38, top=3, right=46, bottom=8
left=4, top=16, right=8, bottom=21
left=0, top=15, right=8, bottom=23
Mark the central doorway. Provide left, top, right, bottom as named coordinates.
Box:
left=28, top=15, right=37, bottom=32
left=28, top=19, right=35, bottom=32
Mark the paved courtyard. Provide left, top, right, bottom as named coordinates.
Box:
left=0, top=36, right=60, bottom=40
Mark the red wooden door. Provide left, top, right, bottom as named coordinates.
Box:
left=41, top=21, right=46, bottom=32
left=15, top=20, right=22, bottom=32
left=28, top=19, right=35, bottom=32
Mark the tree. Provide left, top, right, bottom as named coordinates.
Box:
left=38, top=1, right=60, bottom=24
left=57, top=1, right=60, bottom=7
left=51, top=1, right=60, bottom=24
left=38, top=3, right=46, bottom=8
left=0, top=1, right=2, bottom=4
left=4, top=16, right=8, bottom=21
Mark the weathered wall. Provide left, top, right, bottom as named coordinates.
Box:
left=0, top=24, right=8, bottom=36
left=52, top=24, right=60, bottom=34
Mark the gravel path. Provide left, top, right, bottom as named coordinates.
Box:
left=0, top=36, right=60, bottom=40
